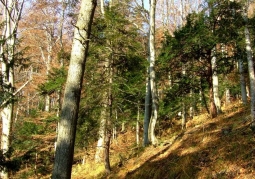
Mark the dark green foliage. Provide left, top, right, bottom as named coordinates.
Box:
left=37, top=67, right=67, bottom=95
left=9, top=112, right=57, bottom=177
left=75, top=104, right=100, bottom=148
left=75, top=7, right=147, bottom=148
left=158, top=0, right=245, bottom=118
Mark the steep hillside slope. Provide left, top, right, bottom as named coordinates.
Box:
left=72, top=102, right=255, bottom=179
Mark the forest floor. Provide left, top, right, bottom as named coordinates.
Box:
left=11, top=101, right=255, bottom=179
left=71, top=101, right=255, bottom=179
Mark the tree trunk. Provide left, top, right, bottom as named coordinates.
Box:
left=45, top=94, right=51, bottom=112
left=200, top=78, right=210, bottom=114
left=244, top=25, right=255, bottom=126
left=225, top=88, right=231, bottom=106
left=136, top=102, right=140, bottom=146
left=149, top=0, right=159, bottom=146
left=104, top=127, right=111, bottom=174
left=95, top=102, right=107, bottom=163
left=246, top=85, right=250, bottom=99
left=95, top=50, right=113, bottom=166
left=208, top=59, right=217, bottom=119
left=211, top=48, right=222, bottom=113
left=238, top=58, right=247, bottom=105
left=52, top=0, right=97, bottom=178
left=181, top=103, right=186, bottom=130
left=189, top=89, right=194, bottom=119
left=143, top=68, right=151, bottom=147
left=0, top=0, right=24, bottom=178
left=243, top=4, right=255, bottom=127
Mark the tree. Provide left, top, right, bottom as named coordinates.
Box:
left=0, top=0, right=24, bottom=178
left=90, top=5, right=146, bottom=169
left=158, top=0, right=243, bottom=120
left=238, top=50, right=248, bottom=105
left=51, top=0, right=97, bottom=178
left=242, top=0, right=255, bottom=129
left=148, top=0, right=159, bottom=145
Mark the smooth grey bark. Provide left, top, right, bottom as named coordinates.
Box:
left=211, top=48, right=222, bottom=113
left=143, top=67, right=151, bottom=146
left=51, top=0, right=97, bottom=178
left=104, top=126, right=111, bottom=173
left=136, top=102, right=140, bottom=146
left=246, top=85, right=250, bottom=98
left=189, top=89, right=194, bottom=119
left=238, top=58, right=248, bottom=105
left=245, top=25, right=255, bottom=125
left=95, top=99, right=107, bottom=163
left=149, top=0, right=159, bottom=146
left=94, top=0, right=107, bottom=163
left=181, top=64, right=186, bottom=130
left=225, top=88, right=231, bottom=105
left=95, top=1, right=113, bottom=168
left=243, top=3, right=255, bottom=127
left=208, top=59, right=217, bottom=119
left=0, top=0, right=24, bottom=178
left=103, top=57, right=113, bottom=172
left=100, top=0, right=105, bottom=15
left=39, top=31, right=53, bottom=112
left=181, top=103, right=186, bottom=130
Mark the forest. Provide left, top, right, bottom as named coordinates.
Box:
left=1, top=0, right=255, bottom=178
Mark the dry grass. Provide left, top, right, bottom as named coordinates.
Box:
left=10, top=101, right=255, bottom=179
left=70, top=101, right=255, bottom=179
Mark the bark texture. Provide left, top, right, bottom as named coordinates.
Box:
left=211, top=49, right=221, bottom=113
left=238, top=58, right=247, bottom=105
left=0, top=0, right=24, bottom=178
left=208, top=58, right=217, bottom=119
left=143, top=68, right=151, bottom=146
left=52, top=0, right=97, bottom=178
left=244, top=25, right=255, bottom=126
left=243, top=4, right=255, bottom=127
left=149, top=0, right=159, bottom=146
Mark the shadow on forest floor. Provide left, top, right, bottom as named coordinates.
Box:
left=103, top=103, right=255, bottom=179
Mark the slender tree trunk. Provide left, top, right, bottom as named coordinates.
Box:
left=121, top=122, right=125, bottom=132
left=225, top=88, right=231, bottom=106
left=52, top=0, right=97, bottom=178
left=238, top=58, right=247, bottom=105
left=104, top=126, right=111, bottom=173
left=136, top=102, right=140, bottom=146
left=211, top=48, right=221, bottom=113
left=45, top=94, right=51, bottom=112
left=181, top=64, right=186, bottom=130
left=181, top=102, right=186, bottom=130
left=208, top=59, right=217, bottom=118
left=102, top=57, right=113, bottom=172
left=100, top=0, right=105, bottom=15
left=143, top=68, right=151, bottom=146
left=189, top=89, right=194, bottom=119
left=246, top=85, right=250, bottom=98
left=244, top=25, right=255, bottom=126
left=149, top=0, right=159, bottom=146
left=95, top=53, right=113, bottom=166
left=0, top=0, right=24, bottom=178
left=243, top=3, right=255, bottom=128
left=112, top=110, right=117, bottom=141
left=95, top=0, right=107, bottom=163
left=200, top=78, right=210, bottom=114
left=95, top=101, right=107, bottom=163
